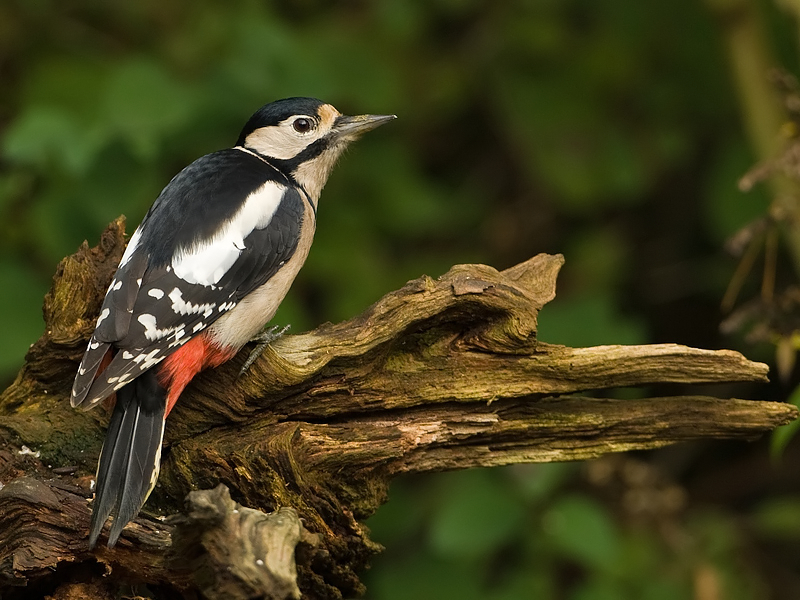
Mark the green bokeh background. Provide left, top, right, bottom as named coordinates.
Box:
left=2, top=0, right=800, bottom=597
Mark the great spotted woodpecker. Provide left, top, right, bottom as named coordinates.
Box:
left=70, top=97, right=394, bottom=548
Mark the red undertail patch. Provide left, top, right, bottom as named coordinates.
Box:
left=158, top=334, right=236, bottom=417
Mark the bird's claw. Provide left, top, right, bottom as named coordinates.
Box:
left=239, top=324, right=291, bottom=375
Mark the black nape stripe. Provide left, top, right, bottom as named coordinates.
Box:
left=237, top=148, right=318, bottom=221
left=267, top=136, right=331, bottom=176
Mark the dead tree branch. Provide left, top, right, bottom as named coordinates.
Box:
left=0, top=218, right=794, bottom=599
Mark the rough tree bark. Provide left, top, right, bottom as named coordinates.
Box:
left=0, top=218, right=795, bottom=599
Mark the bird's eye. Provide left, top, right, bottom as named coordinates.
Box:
left=293, top=118, right=313, bottom=133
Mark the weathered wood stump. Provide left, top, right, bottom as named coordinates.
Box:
left=0, top=218, right=794, bottom=599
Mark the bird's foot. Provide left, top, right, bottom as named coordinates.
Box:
left=239, top=324, right=291, bottom=375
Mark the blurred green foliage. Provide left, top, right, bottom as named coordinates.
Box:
left=0, top=0, right=756, bottom=377
left=3, top=0, right=800, bottom=597
left=365, top=464, right=770, bottom=599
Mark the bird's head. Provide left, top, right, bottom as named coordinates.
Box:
left=236, top=97, right=395, bottom=202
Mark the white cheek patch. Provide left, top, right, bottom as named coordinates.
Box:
left=244, top=127, right=307, bottom=160
left=171, top=180, right=285, bottom=286
left=242, top=112, right=336, bottom=160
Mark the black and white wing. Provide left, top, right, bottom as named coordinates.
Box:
left=71, top=149, right=306, bottom=409
left=70, top=230, right=149, bottom=408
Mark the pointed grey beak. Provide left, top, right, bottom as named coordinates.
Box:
left=333, top=113, right=396, bottom=138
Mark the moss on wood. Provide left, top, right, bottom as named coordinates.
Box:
left=0, top=219, right=794, bottom=599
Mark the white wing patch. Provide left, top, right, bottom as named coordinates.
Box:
left=171, top=180, right=285, bottom=286
left=96, top=308, right=110, bottom=326
left=138, top=313, right=182, bottom=342
left=129, top=348, right=165, bottom=372
left=119, top=226, right=143, bottom=268
left=168, top=287, right=215, bottom=318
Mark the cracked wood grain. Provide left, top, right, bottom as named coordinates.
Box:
left=0, top=218, right=793, bottom=600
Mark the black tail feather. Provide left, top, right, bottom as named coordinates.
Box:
left=89, top=369, right=167, bottom=549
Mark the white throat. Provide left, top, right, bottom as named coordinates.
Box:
left=291, top=143, right=346, bottom=203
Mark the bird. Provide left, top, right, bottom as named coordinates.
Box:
left=70, top=97, right=395, bottom=548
